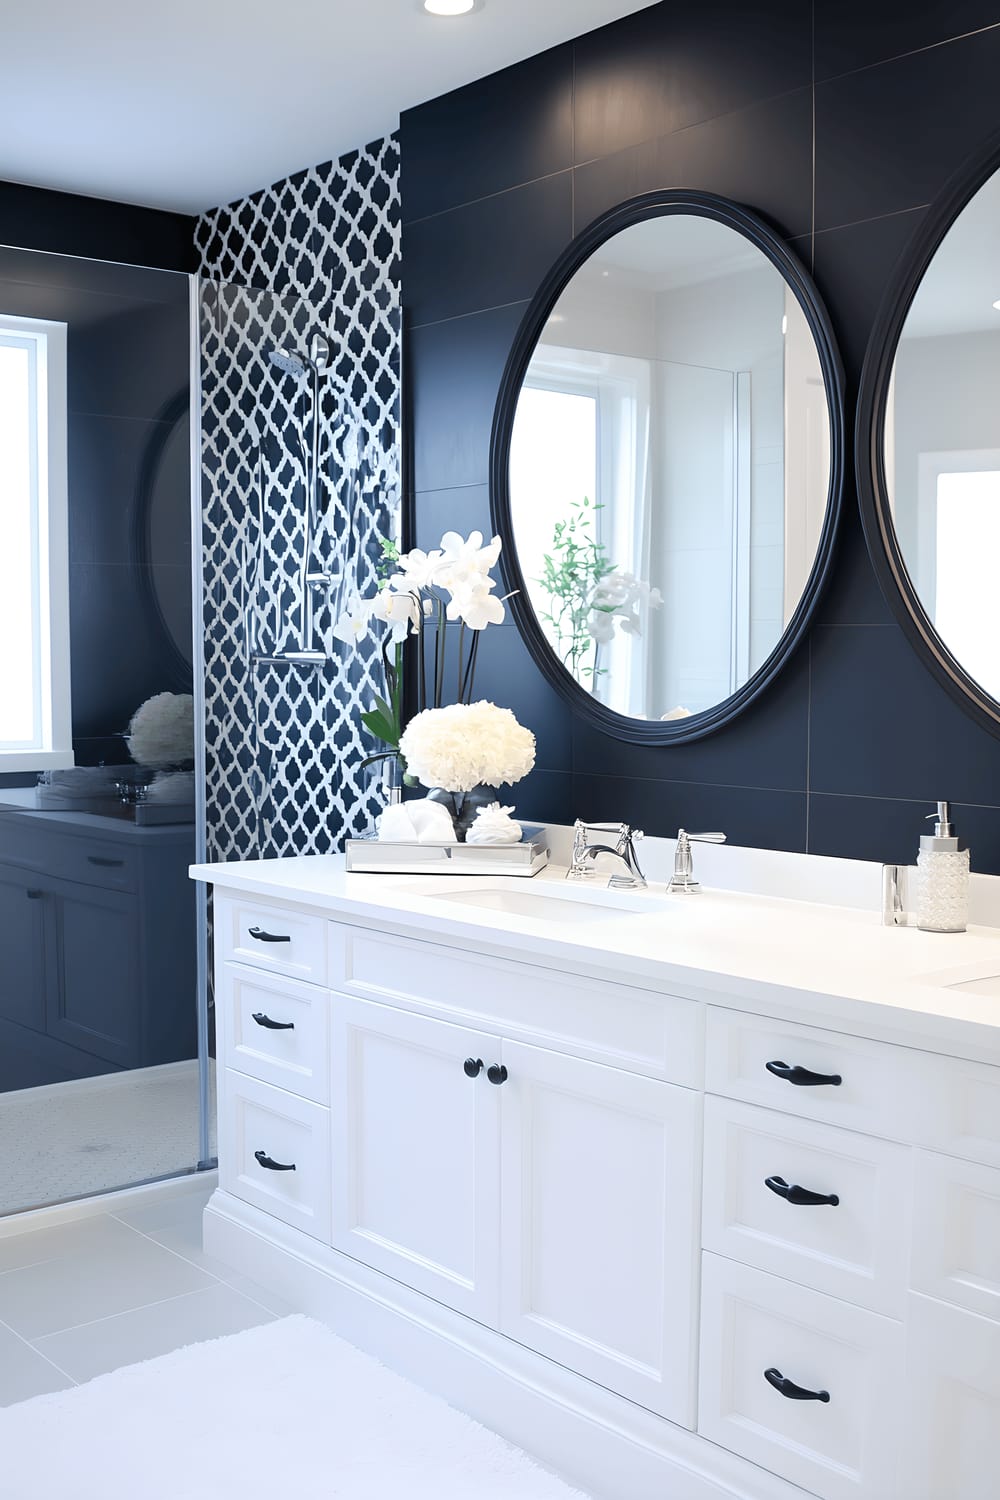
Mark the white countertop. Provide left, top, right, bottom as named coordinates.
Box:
left=190, top=854, right=1000, bottom=1063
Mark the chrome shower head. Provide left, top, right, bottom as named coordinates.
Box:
left=268, top=334, right=331, bottom=379
left=268, top=346, right=308, bottom=378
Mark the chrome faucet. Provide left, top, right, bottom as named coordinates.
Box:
left=567, top=820, right=647, bottom=890
left=667, top=828, right=727, bottom=893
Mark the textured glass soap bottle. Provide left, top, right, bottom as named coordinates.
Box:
left=916, top=801, right=969, bottom=933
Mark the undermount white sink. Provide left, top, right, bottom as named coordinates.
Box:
left=424, top=882, right=668, bottom=923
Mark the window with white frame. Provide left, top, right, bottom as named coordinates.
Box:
left=0, top=315, right=72, bottom=770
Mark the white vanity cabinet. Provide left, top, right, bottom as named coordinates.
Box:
left=329, top=992, right=701, bottom=1424
left=199, top=875, right=1000, bottom=1500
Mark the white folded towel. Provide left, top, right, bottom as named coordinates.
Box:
left=377, top=799, right=457, bottom=843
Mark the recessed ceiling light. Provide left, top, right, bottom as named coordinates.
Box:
left=993, top=299, right=1000, bottom=311
left=423, top=0, right=478, bottom=14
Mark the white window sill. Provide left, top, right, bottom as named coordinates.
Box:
left=0, top=750, right=76, bottom=774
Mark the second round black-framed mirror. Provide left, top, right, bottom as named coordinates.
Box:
left=489, top=190, right=846, bottom=744
left=857, top=134, right=1000, bottom=738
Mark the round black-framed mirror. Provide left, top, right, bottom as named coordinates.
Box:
left=489, top=190, right=846, bottom=744
left=857, top=134, right=1000, bottom=738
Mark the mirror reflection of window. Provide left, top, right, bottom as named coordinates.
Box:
left=509, top=213, right=831, bottom=722
left=884, top=165, right=1000, bottom=705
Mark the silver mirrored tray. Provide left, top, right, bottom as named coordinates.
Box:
left=345, top=825, right=549, bottom=877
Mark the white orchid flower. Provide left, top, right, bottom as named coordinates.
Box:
left=332, top=593, right=375, bottom=646
left=446, top=575, right=505, bottom=630
left=438, top=530, right=502, bottom=578
left=389, top=545, right=445, bottom=592
left=371, top=586, right=420, bottom=643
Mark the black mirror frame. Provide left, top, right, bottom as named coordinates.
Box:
left=856, top=132, right=1000, bottom=738
left=488, top=189, right=846, bottom=744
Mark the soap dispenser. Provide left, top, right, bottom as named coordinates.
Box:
left=916, top=801, right=969, bottom=933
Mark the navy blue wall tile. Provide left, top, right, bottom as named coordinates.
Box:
left=807, top=209, right=926, bottom=383
left=401, top=5, right=1000, bottom=862
left=573, top=0, right=812, bottom=165
left=404, top=172, right=573, bottom=327
left=411, top=485, right=493, bottom=554
left=814, top=3, right=1000, bottom=83
left=573, top=88, right=813, bottom=242
left=809, top=625, right=1000, bottom=807
left=815, top=509, right=895, bottom=627
left=815, top=27, right=1000, bottom=231
left=400, top=46, right=574, bottom=224
left=410, top=302, right=529, bottom=492
left=572, top=640, right=810, bottom=792
left=808, top=791, right=1000, bottom=874
left=574, top=774, right=808, bottom=852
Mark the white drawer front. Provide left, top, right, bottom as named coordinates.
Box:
left=328, top=922, right=701, bottom=1087
left=699, top=1255, right=903, bottom=1500
left=220, top=963, right=330, bottom=1104
left=916, top=1050, right=1000, bottom=1168
left=703, top=1097, right=910, bottom=1316
left=217, top=894, right=326, bottom=984
left=900, top=1293, right=1000, bottom=1500
left=911, top=1152, right=1000, bottom=1320
left=705, top=1007, right=919, bottom=1140
left=220, top=1071, right=331, bottom=1242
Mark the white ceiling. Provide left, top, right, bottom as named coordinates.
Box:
left=0, top=0, right=657, bottom=217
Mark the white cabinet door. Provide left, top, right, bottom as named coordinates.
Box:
left=499, top=1039, right=701, bottom=1426
left=330, top=994, right=501, bottom=1324
left=900, top=1293, right=1000, bottom=1500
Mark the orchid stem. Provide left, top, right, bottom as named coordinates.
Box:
left=457, top=622, right=466, bottom=703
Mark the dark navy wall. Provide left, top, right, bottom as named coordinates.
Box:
left=400, top=0, right=1000, bottom=872
left=0, top=178, right=196, bottom=272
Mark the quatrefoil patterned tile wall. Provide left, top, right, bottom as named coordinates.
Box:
left=195, top=137, right=401, bottom=862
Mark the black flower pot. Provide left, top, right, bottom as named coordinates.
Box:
left=427, top=784, right=499, bottom=841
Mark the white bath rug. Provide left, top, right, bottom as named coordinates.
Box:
left=0, top=1315, right=590, bottom=1499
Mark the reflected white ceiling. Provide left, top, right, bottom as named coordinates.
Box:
left=0, top=0, right=657, bottom=216
left=903, top=171, right=1000, bottom=339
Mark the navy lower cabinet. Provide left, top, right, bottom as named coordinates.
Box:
left=0, top=802, right=197, bottom=1092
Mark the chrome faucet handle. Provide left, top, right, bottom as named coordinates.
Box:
left=567, top=819, right=595, bottom=880
left=667, top=828, right=727, bottom=894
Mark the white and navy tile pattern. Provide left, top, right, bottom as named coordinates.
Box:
left=195, top=138, right=401, bottom=860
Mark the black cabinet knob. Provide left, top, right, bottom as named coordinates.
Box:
left=254, top=1149, right=296, bottom=1172
left=487, top=1063, right=508, bottom=1086
left=764, top=1367, right=830, bottom=1403
left=765, top=1175, right=840, bottom=1207
left=766, top=1060, right=842, bottom=1088
left=464, top=1057, right=483, bottom=1078
left=252, top=1012, right=295, bottom=1031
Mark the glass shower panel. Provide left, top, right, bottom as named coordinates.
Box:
left=0, top=244, right=208, bottom=1216
left=200, top=279, right=400, bottom=866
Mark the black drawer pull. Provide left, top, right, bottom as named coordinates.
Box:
left=487, top=1063, right=508, bottom=1086
left=766, top=1060, right=842, bottom=1088
left=248, top=927, right=291, bottom=943
left=252, top=1012, right=295, bottom=1031
left=88, top=855, right=124, bottom=868
left=26, top=889, right=44, bottom=900
left=764, top=1367, right=830, bottom=1403
left=765, top=1175, right=840, bottom=1208
left=464, top=1057, right=483, bottom=1078
left=254, top=1149, right=296, bottom=1172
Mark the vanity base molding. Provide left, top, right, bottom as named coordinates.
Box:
left=205, top=1189, right=804, bottom=1500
